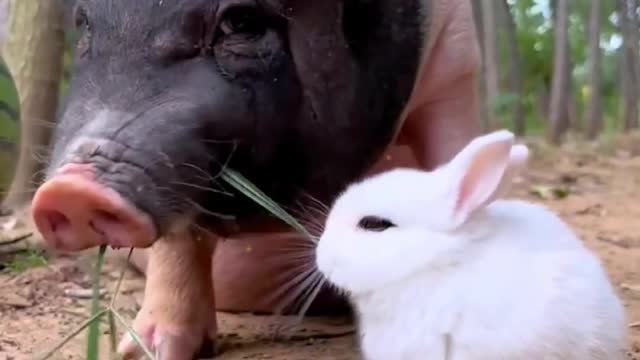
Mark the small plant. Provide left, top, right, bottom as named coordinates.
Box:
left=1, top=248, right=47, bottom=273
left=37, top=168, right=315, bottom=360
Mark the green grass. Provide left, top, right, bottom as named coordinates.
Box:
left=86, top=246, right=107, bottom=360
left=1, top=248, right=47, bottom=273
left=220, top=169, right=315, bottom=242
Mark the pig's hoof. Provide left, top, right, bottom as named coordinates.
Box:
left=117, top=309, right=217, bottom=360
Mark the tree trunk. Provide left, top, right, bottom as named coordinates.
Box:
left=481, top=0, right=499, bottom=131
left=566, top=77, right=579, bottom=130
left=619, top=48, right=638, bottom=131
left=548, top=0, right=569, bottom=144
left=537, top=87, right=550, bottom=119
left=586, top=0, right=603, bottom=139
left=617, top=0, right=639, bottom=131
left=500, top=0, right=525, bottom=135
left=550, top=0, right=577, bottom=131
left=547, top=0, right=570, bottom=144
left=0, top=0, right=65, bottom=208
left=628, top=0, right=640, bottom=108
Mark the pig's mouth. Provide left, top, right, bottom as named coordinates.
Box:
left=32, top=161, right=160, bottom=251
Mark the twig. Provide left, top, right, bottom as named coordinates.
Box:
left=107, top=248, right=133, bottom=359
left=0, top=233, right=33, bottom=255
left=64, top=288, right=107, bottom=299
left=35, top=309, right=109, bottom=360
left=110, top=248, right=133, bottom=308
left=0, top=295, right=32, bottom=308
left=60, top=308, right=88, bottom=318
left=276, top=329, right=356, bottom=342
left=0, top=232, right=32, bottom=246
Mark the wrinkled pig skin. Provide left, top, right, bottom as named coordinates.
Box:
left=31, top=0, right=480, bottom=358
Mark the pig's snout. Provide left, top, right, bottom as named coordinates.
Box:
left=32, top=164, right=157, bottom=251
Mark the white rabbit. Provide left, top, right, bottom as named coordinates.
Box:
left=315, top=130, right=626, bottom=360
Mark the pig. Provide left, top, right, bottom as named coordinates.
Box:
left=30, top=0, right=481, bottom=358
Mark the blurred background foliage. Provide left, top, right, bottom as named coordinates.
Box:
left=0, top=57, right=19, bottom=194
left=488, top=0, right=630, bottom=134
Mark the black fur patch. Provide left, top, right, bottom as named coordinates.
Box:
left=285, top=0, right=426, bottom=204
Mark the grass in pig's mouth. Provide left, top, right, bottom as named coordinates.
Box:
left=37, top=168, right=322, bottom=360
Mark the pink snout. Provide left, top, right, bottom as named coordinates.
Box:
left=31, top=164, right=157, bottom=251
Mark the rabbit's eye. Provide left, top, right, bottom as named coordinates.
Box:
left=358, top=216, right=396, bottom=232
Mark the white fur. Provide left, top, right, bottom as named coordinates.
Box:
left=315, top=130, right=626, bottom=360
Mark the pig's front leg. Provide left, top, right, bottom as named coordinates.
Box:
left=118, top=231, right=217, bottom=360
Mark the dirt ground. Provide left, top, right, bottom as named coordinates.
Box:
left=2, top=134, right=640, bottom=360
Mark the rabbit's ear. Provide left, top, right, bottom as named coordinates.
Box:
left=441, top=130, right=527, bottom=228
left=482, top=144, right=529, bottom=205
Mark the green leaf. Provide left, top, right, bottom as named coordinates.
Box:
left=530, top=184, right=571, bottom=200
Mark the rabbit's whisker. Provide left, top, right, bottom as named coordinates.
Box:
left=274, top=267, right=321, bottom=316
left=263, top=262, right=317, bottom=314
left=295, top=273, right=326, bottom=321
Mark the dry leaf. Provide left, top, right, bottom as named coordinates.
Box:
left=530, top=185, right=571, bottom=200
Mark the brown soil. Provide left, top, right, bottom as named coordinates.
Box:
left=2, top=135, right=640, bottom=360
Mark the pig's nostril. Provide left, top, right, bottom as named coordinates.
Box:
left=95, top=210, right=121, bottom=224
left=89, top=220, right=106, bottom=236
left=89, top=210, right=125, bottom=243
left=46, top=210, right=70, bottom=233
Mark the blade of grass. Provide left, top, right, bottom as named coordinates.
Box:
left=220, top=169, right=315, bottom=242
left=36, top=309, right=109, bottom=360
left=108, top=248, right=132, bottom=359
left=110, top=248, right=132, bottom=308
left=107, top=311, right=118, bottom=360
left=87, top=245, right=107, bottom=360
left=219, top=169, right=287, bottom=219
left=111, top=308, right=156, bottom=360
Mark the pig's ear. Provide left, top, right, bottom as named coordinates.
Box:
left=439, top=130, right=524, bottom=228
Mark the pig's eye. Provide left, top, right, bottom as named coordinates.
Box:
left=218, top=7, right=267, bottom=39
left=358, top=216, right=396, bottom=232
